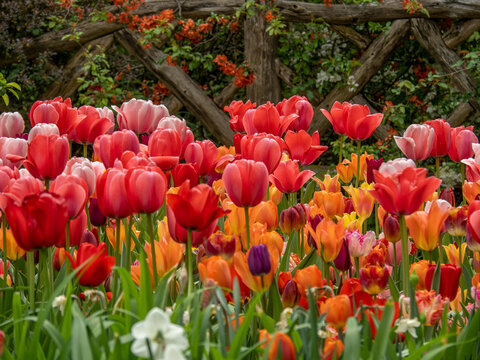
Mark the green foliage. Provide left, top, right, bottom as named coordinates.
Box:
left=0, top=72, right=21, bottom=106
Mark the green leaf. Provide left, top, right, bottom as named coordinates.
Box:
left=72, top=307, right=94, bottom=360
left=369, top=302, right=394, bottom=360
left=343, top=318, right=361, bottom=360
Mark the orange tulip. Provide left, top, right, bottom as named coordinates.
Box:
left=259, top=330, right=296, bottom=360
left=233, top=246, right=279, bottom=293
left=250, top=200, right=278, bottom=231
left=323, top=338, right=344, bottom=360
left=350, top=152, right=373, bottom=182
left=223, top=200, right=246, bottom=236
left=320, top=294, right=352, bottom=329
left=307, top=218, right=345, bottom=262
left=410, top=260, right=431, bottom=290
left=463, top=180, right=480, bottom=204
left=269, top=185, right=283, bottom=205
left=293, top=265, right=324, bottom=298
left=313, top=174, right=340, bottom=193
left=106, top=220, right=138, bottom=253
left=405, top=200, right=450, bottom=251
left=336, top=159, right=354, bottom=183
left=0, top=226, right=25, bottom=260
left=443, top=243, right=466, bottom=267
left=198, top=256, right=233, bottom=290
left=312, top=190, right=344, bottom=218
left=344, top=183, right=375, bottom=223
left=415, top=290, right=446, bottom=326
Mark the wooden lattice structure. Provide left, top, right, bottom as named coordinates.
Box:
left=4, top=0, right=480, bottom=145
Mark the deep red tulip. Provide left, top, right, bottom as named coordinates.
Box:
left=279, top=204, right=307, bottom=234
left=148, top=128, right=181, bottom=170
left=467, top=200, right=480, bottom=252
left=394, top=124, right=435, bottom=161
left=5, top=191, right=68, bottom=251
left=23, top=134, right=69, bottom=180
left=448, top=126, right=478, bottom=162
left=243, top=102, right=297, bottom=137
left=276, top=95, right=313, bottom=132
left=94, top=130, right=140, bottom=169
left=269, top=160, right=315, bottom=193
left=69, top=105, right=114, bottom=144
left=366, top=157, right=383, bottom=184
left=321, top=101, right=383, bottom=140
left=224, top=100, right=256, bottom=133
left=425, top=118, right=451, bottom=157
left=223, top=159, right=268, bottom=207
left=439, top=187, right=455, bottom=207
left=284, top=130, right=327, bottom=165
left=166, top=205, right=218, bottom=246
left=50, top=174, right=88, bottom=218
left=240, top=134, right=283, bottom=173
left=184, top=140, right=217, bottom=176
left=96, top=166, right=133, bottom=219
left=67, top=242, right=115, bottom=287
left=370, top=167, right=441, bottom=215
left=172, top=163, right=200, bottom=187
left=125, top=166, right=168, bottom=213
left=113, top=98, right=169, bottom=134
left=88, top=197, right=106, bottom=227
left=29, top=97, right=84, bottom=135
left=67, top=211, right=88, bottom=247
left=425, top=264, right=461, bottom=300
left=166, top=181, right=226, bottom=231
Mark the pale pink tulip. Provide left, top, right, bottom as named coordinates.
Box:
left=113, top=98, right=169, bottom=134
left=0, top=112, right=25, bottom=138
left=394, top=124, right=435, bottom=161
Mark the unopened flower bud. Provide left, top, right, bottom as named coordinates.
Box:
left=247, top=244, right=271, bottom=276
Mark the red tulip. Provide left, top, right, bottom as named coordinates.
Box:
left=0, top=112, right=24, bottom=138
left=172, top=163, right=200, bottom=187
left=67, top=211, right=88, bottom=247
left=0, top=166, right=18, bottom=192
left=67, top=242, right=115, bottom=287
left=69, top=105, right=114, bottom=144
left=50, top=174, right=88, bottom=218
left=321, top=101, right=383, bottom=140
left=370, top=167, right=441, bottom=216
left=467, top=200, right=480, bottom=252
left=184, top=140, right=217, bottom=176
left=276, top=95, right=314, bottom=132
left=240, top=134, right=283, bottom=174
left=166, top=181, right=226, bottom=231
left=425, top=264, right=461, bottom=300
left=96, top=166, right=133, bottom=219
left=29, top=97, right=84, bottom=135
left=243, top=102, right=297, bottom=137
left=120, top=150, right=156, bottom=169
left=147, top=128, right=181, bottom=170
left=23, top=134, right=69, bottom=180
left=223, top=159, right=269, bottom=207
left=394, top=124, right=435, bottom=161
left=269, top=160, right=314, bottom=193
left=112, top=98, right=169, bottom=134
left=425, top=118, right=451, bottom=157
left=125, top=166, right=168, bottom=213
left=0, top=177, right=43, bottom=209
left=224, top=100, right=256, bottom=132
left=5, top=191, right=68, bottom=251
left=94, top=130, right=140, bottom=169
left=448, top=126, right=478, bottom=162
left=284, top=130, right=327, bottom=165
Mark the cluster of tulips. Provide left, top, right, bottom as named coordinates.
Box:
left=0, top=94, right=479, bottom=359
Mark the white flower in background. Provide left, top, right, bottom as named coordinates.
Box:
left=395, top=317, right=420, bottom=339
left=53, top=295, right=67, bottom=315
left=131, top=307, right=188, bottom=360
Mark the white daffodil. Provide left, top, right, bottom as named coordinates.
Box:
left=53, top=295, right=67, bottom=315
left=131, top=307, right=188, bottom=360
left=395, top=317, right=421, bottom=339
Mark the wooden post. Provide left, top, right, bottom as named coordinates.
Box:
left=244, top=3, right=281, bottom=104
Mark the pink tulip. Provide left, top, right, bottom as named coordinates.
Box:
left=28, top=123, right=59, bottom=143
left=113, top=98, right=169, bottom=134
left=224, top=100, right=256, bottom=133
left=425, top=118, right=451, bottom=157
left=96, top=165, right=133, bottom=219
left=0, top=112, right=24, bottom=138
left=448, top=126, right=478, bottom=162
left=125, top=166, right=168, bottom=213
left=0, top=137, right=27, bottom=169
left=184, top=140, right=218, bottom=176
left=378, top=158, right=416, bottom=175
left=156, top=115, right=187, bottom=141
left=284, top=130, right=328, bottom=165
left=276, top=95, right=314, bottom=132
left=394, top=124, right=435, bottom=161
left=240, top=134, right=283, bottom=173
left=148, top=128, right=182, bottom=170
left=93, top=130, right=140, bottom=169
left=269, top=160, right=314, bottom=193
left=50, top=174, right=88, bottom=219
left=29, top=97, right=84, bottom=135
left=65, top=157, right=97, bottom=197
left=69, top=105, right=114, bottom=144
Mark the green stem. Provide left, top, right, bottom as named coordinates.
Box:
left=461, top=162, right=466, bottom=204
left=125, top=215, right=133, bottom=271
left=2, top=213, right=7, bottom=281
left=374, top=203, right=379, bottom=236
left=300, top=228, right=305, bottom=259
left=146, top=213, right=158, bottom=288
left=355, top=140, right=362, bottom=187
left=435, top=157, right=440, bottom=180
left=338, top=135, right=345, bottom=164
left=355, top=257, right=360, bottom=277
left=27, top=251, right=35, bottom=310
left=83, top=144, right=88, bottom=158
left=86, top=202, right=91, bottom=230
left=186, top=229, right=193, bottom=297
left=45, top=179, right=50, bottom=191
left=393, top=242, right=398, bottom=283
left=65, top=221, right=70, bottom=255
left=113, top=219, right=121, bottom=296
left=400, top=215, right=410, bottom=297
left=244, top=207, right=250, bottom=250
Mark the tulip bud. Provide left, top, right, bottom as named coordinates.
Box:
left=172, top=163, right=199, bottom=187
left=201, top=278, right=216, bottom=309
left=53, top=248, right=68, bottom=271
left=344, top=198, right=354, bottom=214
left=80, top=230, right=98, bottom=246
left=366, top=157, right=383, bottom=184
left=425, top=264, right=461, bottom=300
left=279, top=204, right=307, bottom=234
left=247, top=244, right=271, bottom=276
left=0, top=330, right=4, bottom=357
left=333, top=239, right=351, bottom=271
left=205, top=232, right=236, bottom=260
left=446, top=205, right=468, bottom=237
left=281, top=280, right=301, bottom=308
left=383, top=214, right=400, bottom=243
left=89, top=197, right=106, bottom=226
left=307, top=214, right=323, bottom=249
left=196, top=244, right=206, bottom=264
left=439, top=187, right=455, bottom=206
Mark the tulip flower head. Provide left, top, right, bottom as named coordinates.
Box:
left=270, top=160, right=314, bottom=194
left=247, top=244, right=271, bottom=276
left=0, top=112, right=24, bottom=138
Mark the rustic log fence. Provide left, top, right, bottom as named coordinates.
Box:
left=6, top=0, right=480, bottom=144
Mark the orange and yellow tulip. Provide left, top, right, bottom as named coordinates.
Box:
left=293, top=265, right=324, bottom=298
left=259, top=330, right=296, bottom=360
left=350, top=152, right=373, bottom=182
left=463, top=180, right=480, bottom=204
left=106, top=220, right=138, bottom=253
left=344, top=183, right=375, bottom=224
left=336, top=159, right=354, bottom=183
left=443, top=243, right=466, bottom=267
left=410, top=260, right=431, bottom=290
left=198, top=256, right=233, bottom=290
left=0, top=226, right=25, bottom=260
left=307, top=218, right=345, bottom=262
left=312, top=190, right=344, bottom=218
left=250, top=200, right=278, bottom=231
left=320, top=294, right=352, bottom=329
left=313, top=174, right=340, bottom=193
left=323, top=338, right=344, bottom=360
